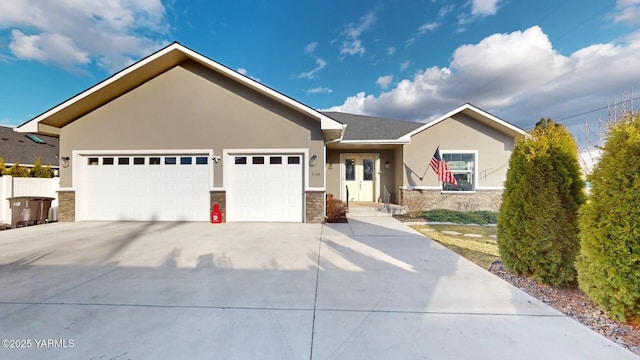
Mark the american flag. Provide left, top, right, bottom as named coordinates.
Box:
left=430, top=147, right=457, bottom=185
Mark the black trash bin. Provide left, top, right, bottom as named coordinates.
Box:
left=8, top=197, right=41, bottom=228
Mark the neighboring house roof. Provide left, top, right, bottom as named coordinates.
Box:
left=0, top=126, right=59, bottom=167
left=322, top=112, right=423, bottom=142
left=16, top=42, right=345, bottom=140
left=406, top=103, right=527, bottom=138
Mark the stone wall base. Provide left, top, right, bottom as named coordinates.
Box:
left=400, top=189, right=503, bottom=212
left=306, top=191, right=325, bottom=223
left=57, top=190, right=76, bottom=222
left=210, top=191, right=226, bottom=223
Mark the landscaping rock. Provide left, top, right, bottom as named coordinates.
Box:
left=488, top=261, right=640, bottom=356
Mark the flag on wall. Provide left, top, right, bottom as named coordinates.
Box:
left=430, top=147, right=457, bottom=185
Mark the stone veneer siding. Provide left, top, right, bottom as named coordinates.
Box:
left=400, top=189, right=503, bottom=212
left=210, top=191, right=226, bottom=223
left=57, top=190, right=76, bottom=222
left=305, top=191, right=325, bottom=223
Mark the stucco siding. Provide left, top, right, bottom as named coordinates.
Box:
left=403, top=113, right=515, bottom=189
left=60, top=60, right=324, bottom=189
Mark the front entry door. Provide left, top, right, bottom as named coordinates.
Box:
left=344, top=155, right=375, bottom=202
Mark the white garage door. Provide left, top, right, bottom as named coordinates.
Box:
left=227, top=154, right=303, bottom=222
left=81, top=154, right=211, bottom=221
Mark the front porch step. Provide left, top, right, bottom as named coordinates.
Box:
left=346, top=203, right=406, bottom=217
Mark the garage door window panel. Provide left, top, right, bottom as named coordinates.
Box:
left=270, top=156, right=282, bottom=164
left=196, top=157, right=208, bottom=165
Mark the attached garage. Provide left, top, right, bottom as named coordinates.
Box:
left=79, top=153, right=212, bottom=221
left=226, top=153, right=303, bottom=222
left=16, top=43, right=342, bottom=224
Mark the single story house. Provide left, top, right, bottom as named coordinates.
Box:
left=0, top=125, right=59, bottom=172
left=16, top=42, right=526, bottom=223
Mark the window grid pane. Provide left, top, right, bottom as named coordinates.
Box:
left=442, top=152, right=475, bottom=191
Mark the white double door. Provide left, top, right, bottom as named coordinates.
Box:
left=343, top=154, right=376, bottom=202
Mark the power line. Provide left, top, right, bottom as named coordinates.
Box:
left=555, top=95, right=640, bottom=122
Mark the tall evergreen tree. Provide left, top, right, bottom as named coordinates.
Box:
left=498, top=119, right=585, bottom=286
left=576, top=113, right=640, bottom=322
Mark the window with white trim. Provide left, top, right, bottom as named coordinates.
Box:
left=442, top=152, right=476, bottom=192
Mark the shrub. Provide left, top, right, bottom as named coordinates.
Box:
left=421, top=209, right=497, bottom=224
left=403, top=191, right=428, bottom=218
left=5, top=162, right=31, bottom=177
left=576, top=112, right=640, bottom=322
left=326, top=199, right=347, bottom=223
left=497, top=118, right=585, bottom=287
left=0, top=157, right=5, bottom=175
left=30, top=158, right=53, bottom=178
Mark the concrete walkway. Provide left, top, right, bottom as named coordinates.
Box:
left=0, top=218, right=637, bottom=359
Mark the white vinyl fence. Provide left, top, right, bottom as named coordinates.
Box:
left=1, top=176, right=59, bottom=226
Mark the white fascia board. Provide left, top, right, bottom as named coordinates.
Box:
left=15, top=121, right=38, bottom=133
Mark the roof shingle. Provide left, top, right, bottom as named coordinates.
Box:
left=322, top=112, right=423, bottom=141
left=0, top=126, right=59, bottom=167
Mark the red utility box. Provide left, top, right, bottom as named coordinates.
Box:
left=211, top=203, right=222, bottom=223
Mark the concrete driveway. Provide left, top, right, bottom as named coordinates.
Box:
left=0, top=217, right=637, bottom=359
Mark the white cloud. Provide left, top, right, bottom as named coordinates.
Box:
left=0, top=0, right=168, bottom=72
left=340, top=11, right=376, bottom=56
left=237, top=68, right=248, bottom=75
left=327, top=26, right=640, bottom=130
left=386, top=46, right=396, bottom=55
left=471, top=0, right=502, bottom=16
left=304, top=42, right=318, bottom=55
left=418, top=21, right=440, bottom=35
left=298, top=58, right=327, bottom=79
left=307, top=87, right=333, bottom=94
left=438, top=4, right=456, bottom=18
left=341, top=39, right=366, bottom=56
left=405, top=38, right=416, bottom=48
left=10, top=30, right=90, bottom=68
left=613, top=0, right=640, bottom=24
left=376, top=75, right=394, bottom=89
left=458, top=0, right=503, bottom=28
left=400, top=60, right=411, bottom=71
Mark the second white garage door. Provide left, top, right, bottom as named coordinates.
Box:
left=227, top=154, right=303, bottom=222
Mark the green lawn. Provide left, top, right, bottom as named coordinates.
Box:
left=411, top=224, right=500, bottom=269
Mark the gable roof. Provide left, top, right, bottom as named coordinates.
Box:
left=322, top=112, right=422, bottom=142
left=406, top=103, right=527, bottom=138
left=16, top=42, right=344, bottom=138
left=0, top=126, right=59, bottom=167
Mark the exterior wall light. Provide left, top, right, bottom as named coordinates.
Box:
left=309, top=155, right=318, bottom=167
left=60, top=156, right=70, bottom=168
left=384, top=161, right=390, bottom=169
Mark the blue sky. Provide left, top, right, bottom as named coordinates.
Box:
left=1, top=0, right=639, bottom=142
